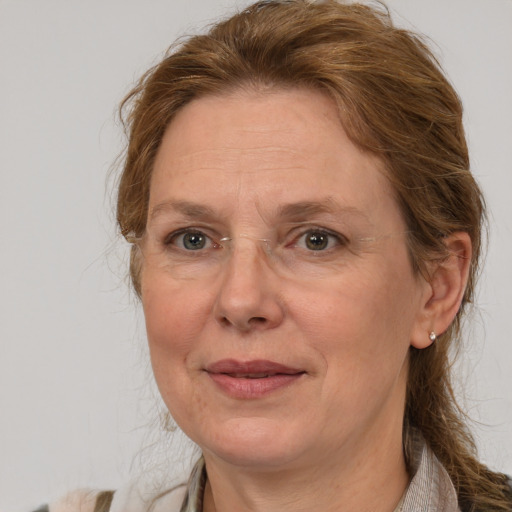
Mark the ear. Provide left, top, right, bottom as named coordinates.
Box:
left=411, top=232, right=472, bottom=349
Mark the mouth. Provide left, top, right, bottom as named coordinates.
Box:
left=225, top=373, right=284, bottom=379
left=205, top=359, right=306, bottom=398
left=205, top=359, right=305, bottom=377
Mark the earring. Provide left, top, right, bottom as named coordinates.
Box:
left=429, top=331, right=437, bottom=343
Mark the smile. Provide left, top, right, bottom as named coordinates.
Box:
left=205, top=359, right=306, bottom=398
left=227, top=373, right=277, bottom=379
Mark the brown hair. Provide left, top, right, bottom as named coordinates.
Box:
left=117, top=1, right=511, bottom=509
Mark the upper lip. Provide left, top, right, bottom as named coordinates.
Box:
left=205, top=359, right=305, bottom=376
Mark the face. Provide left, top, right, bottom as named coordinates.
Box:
left=141, top=88, right=430, bottom=471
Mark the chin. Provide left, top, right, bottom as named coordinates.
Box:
left=196, top=416, right=309, bottom=469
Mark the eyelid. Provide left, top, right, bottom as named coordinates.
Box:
left=163, top=227, right=219, bottom=248
left=288, top=226, right=349, bottom=248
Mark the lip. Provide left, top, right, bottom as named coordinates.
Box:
left=205, top=359, right=305, bottom=399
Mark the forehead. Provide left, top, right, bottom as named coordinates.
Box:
left=157, top=87, right=364, bottom=170
left=149, top=88, right=402, bottom=231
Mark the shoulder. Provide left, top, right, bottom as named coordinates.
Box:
left=43, top=482, right=187, bottom=512
left=109, top=481, right=187, bottom=512
left=43, top=489, right=112, bottom=512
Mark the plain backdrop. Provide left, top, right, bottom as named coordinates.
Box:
left=1, top=1, right=511, bottom=510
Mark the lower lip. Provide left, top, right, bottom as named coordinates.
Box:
left=207, top=372, right=304, bottom=399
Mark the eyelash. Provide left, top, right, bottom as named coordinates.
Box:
left=290, top=228, right=348, bottom=252
left=163, top=226, right=349, bottom=253
left=163, top=229, right=219, bottom=251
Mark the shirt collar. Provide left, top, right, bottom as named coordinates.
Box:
left=179, top=456, right=206, bottom=512
left=399, top=432, right=460, bottom=512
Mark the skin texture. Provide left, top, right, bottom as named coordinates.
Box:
left=140, top=88, right=469, bottom=512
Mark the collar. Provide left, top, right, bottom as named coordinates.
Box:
left=179, top=457, right=206, bottom=512
left=399, top=433, right=460, bottom=512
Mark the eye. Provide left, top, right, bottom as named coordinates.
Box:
left=294, top=229, right=345, bottom=251
left=166, top=230, right=214, bottom=251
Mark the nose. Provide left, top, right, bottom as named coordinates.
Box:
left=213, top=239, right=285, bottom=332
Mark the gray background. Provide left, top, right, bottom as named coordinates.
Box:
left=1, top=1, right=511, bottom=510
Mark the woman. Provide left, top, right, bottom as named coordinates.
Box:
left=44, top=0, right=512, bottom=510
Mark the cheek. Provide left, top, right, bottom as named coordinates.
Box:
left=295, top=259, right=419, bottom=380
left=141, top=271, right=212, bottom=371
left=141, top=274, right=213, bottom=423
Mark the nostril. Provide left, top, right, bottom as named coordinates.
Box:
left=219, top=315, right=268, bottom=330
left=219, top=316, right=232, bottom=328
left=249, top=316, right=267, bottom=325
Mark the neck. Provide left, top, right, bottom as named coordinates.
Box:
left=202, top=424, right=408, bottom=512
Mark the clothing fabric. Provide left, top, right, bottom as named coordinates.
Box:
left=39, top=436, right=481, bottom=512
left=400, top=435, right=460, bottom=512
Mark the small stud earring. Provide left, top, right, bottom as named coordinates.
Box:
left=429, top=331, right=437, bottom=343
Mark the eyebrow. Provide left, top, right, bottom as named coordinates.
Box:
left=149, top=200, right=217, bottom=221
left=276, top=199, right=366, bottom=221
left=149, top=197, right=368, bottom=223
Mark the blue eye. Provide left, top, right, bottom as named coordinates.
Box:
left=167, top=230, right=213, bottom=251
left=183, top=232, right=207, bottom=250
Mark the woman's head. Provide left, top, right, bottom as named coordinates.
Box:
left=117, top=0, right=492, bottom=506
